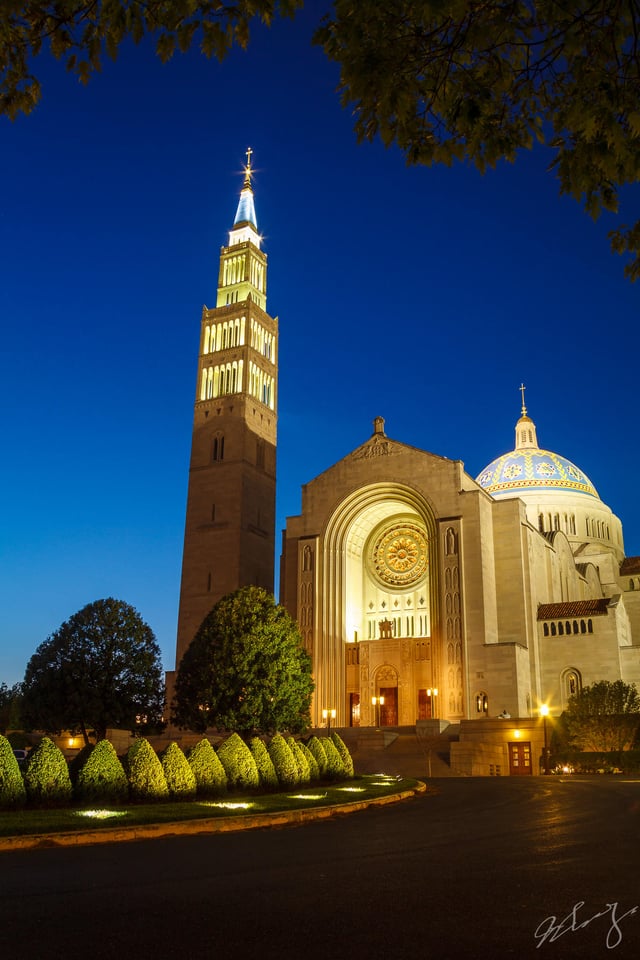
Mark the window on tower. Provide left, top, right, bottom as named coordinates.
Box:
left=212, top=433, right=225, bottom=462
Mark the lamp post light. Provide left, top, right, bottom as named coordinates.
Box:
left=322, top=708, right=336, bottom=733
left=540, top=704, right=550, bottom=775
left=427, top=687, right=439, bottom=720
left=371, top=695, right=385, bottom=729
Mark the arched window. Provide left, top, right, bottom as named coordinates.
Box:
left=551, top=623, right=557, bottom=636
left=587, top=619, right=593, bottom=633
left=558, top=621, right=564, bottom=635
left=212, top=433, right=224, bottom=462
left=573, top=620, right=579, bottom=634
left=475, top=692, right=488, bottom=714
left=543, top=623, right=549, bottom=636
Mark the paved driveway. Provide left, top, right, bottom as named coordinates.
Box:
left=1, top=776, right=639, bottom=959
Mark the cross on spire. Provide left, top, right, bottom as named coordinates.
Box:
left=244, top=146, right=253, bottom=186
left=520, top=382, right=527, bottom=416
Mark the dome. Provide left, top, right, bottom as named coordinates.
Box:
left=476, top=448, right=599, bottom=500
left=475, top=394, right=600, bottom=501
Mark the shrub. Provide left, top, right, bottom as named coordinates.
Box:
left=187, top=738, right=227, bottom=796
left=306, top=736, right=328, bottom=778
left=331, top=732, right=354, bottom=778
left=162, top=743, right=197, bottom=799
left=249, top=737, right=279, bottom=789
left=216, top=733, right=259, bottom=790
left=321, top=737, right=344, bottom=779
left=75, top=740, right=128, bottom=804
left=23, top=737, right=72, bottom=805
left=287, top=736, right=311, bottom=784
left=299, top=740, right=320, bottom=781
left=268, top=734, right=299, bottom=787
left=125, top=738, right=168, bottom=801
left=0, top=734, right=26, bottom=808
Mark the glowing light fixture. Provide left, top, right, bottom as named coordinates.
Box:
left=200, top=801, right=255, bottom=810
left=74, top=809, right=128, bottom=820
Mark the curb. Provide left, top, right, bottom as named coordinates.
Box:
left=0, top=781, right=427, bottom=852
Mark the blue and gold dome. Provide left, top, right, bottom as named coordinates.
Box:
left=476, top=393, right=599, bottom=501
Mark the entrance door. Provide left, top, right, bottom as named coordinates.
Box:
left=508, top=741, right=532, bottom=776
left=379, top=688, right=398, bottom=726
left=350, top=693, right=360, bottom=727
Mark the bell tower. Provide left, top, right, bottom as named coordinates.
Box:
left=174, top=150, right=278, bottom=666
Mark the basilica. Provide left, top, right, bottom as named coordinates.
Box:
left=173, top=157, right=640, bottom=773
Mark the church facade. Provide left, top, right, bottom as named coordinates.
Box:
left=279, top=406, right=640, bottom=739
left=174, top=160, right=640, bottom=771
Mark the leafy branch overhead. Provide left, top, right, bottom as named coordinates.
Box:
left=2, top=1, right=640, bottom=277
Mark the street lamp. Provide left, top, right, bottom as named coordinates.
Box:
left=427, top=687, right=439, bottom=720
left=371, top=695, right=385, bottom=729
left=540, top=704, right=550, bottom=775
left=322, top=708, right=336, bottom=733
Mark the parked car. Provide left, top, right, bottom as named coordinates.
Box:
left=12, top=748, right=28, bottom=767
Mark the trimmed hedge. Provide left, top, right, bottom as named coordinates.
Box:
left=249, top=737, right=279, bottom=789
left=306, top=736, right=328, bottom=778
left=0, top=734, right=26, bottom=808
left=125, top=738, right=168, bottom=801
left=287, top=736, right=311, bottom=785
left=162, top=743, right=197, bottom=799
left=299, top=740, right=320, bottom=781
left=268, top=734, right=299, bottom=787
left=217, top=733, right=260, bottom=790
left=320, top=737, right=345, bottom=778
left=331, top=732, right=354, bottom=778
left=187, top=738, right=227, bottom=796
left=23, top=736, right=73, bottom=805
left=75, top=739, right=128, bottom=804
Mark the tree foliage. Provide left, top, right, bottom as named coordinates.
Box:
left=249, top=736, right=279, bottom=788
left=0, top=1, right=301, bottom=119
left=0, top=681, right=22, bottom=732
left=564, top=679, right=640, bottom=751
left=172, top=586, right=313, bottom=736
left=316, top=1, right=640, bottom=279
left=22, top=598, right=165, bottom=743
left=3, top=3, right=640, bottom=275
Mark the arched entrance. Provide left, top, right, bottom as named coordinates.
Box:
left=373, top=665, right=398, bottom=726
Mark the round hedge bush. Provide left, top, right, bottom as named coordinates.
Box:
left=75, top=739, right=128, bottom=804
left=187, top=738, right=227, bottom=796
left=287, top=736, right=311, bottom=785
left=306, top=736, right=328, bottom=778
left=268, top=734, right=299, bottom=787
left=0, top=734, right=26, bottom=808
left=23, top=737, right=73, bottom=805
left=162, top=743, right=197, bottom=799
left=331, top=732, right=354, bottom=778
left=216, top=733, right=259, bottom=790
left=299, top=740, right=320, bottom=781
left=249, top=737, right=279, bottom=789
left=125, top=738, right=168, bottom=801
left=320, top=736, right=344, bottom=778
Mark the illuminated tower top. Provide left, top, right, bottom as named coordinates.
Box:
left=216, top=147, right=266, bottom=310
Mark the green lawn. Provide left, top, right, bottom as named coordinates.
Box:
left=0, top=775, right=422, bottom=839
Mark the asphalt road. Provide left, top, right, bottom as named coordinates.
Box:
left=2, top=776, right=639, bottom=960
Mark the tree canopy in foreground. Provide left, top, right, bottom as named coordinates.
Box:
left=172, top=585, right=314, bottom=735
left=2, top=1, right=640, bottom=276
left=22, top=597, right=165, bottom=742
left=564, top=679, right=640, bottom=751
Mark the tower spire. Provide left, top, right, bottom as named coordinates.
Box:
left=520, top=382, right=527, bottom=417
left=232, top=146, right=258, bottom=235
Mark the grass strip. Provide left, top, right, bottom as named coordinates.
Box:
left=0, top=775, right=421, bottom=838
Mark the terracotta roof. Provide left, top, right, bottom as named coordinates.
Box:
left=537, top=599, right=610, bottom=620
left=621, top=556, right=640, bottom=575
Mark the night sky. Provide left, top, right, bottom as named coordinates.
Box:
left=1, top=6, right=638, bottom=685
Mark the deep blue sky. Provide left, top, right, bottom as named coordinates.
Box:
left=1, top=6, right=638, bottom=685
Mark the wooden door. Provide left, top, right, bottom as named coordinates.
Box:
left=508, top=741, right=532, bottom=776
left=380, top=688, right=398, bottom=726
